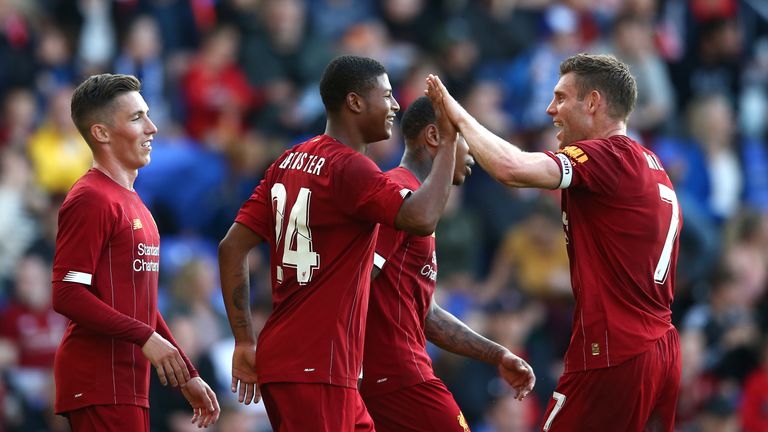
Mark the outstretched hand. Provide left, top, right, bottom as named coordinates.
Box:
left=425, top=74, right=458, bottom=148
left=141, top=332, right=190, bottom=387
left=181, top=377, right=220, bottom=428
left=497, top=351, right=536, bottom=401
left=231, top=343, right=260, bottom=405
left=425, top=74, right=466, bottom=129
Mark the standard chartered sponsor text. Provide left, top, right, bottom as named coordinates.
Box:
left=134, top=242, right=159, bottom=272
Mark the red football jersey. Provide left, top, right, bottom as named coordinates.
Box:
left=0, top=304, right=67, bottom=368
left=360, top=167, right=437, bottom=398
left=52, top=169, right=191, bottom=413
left=546, top=136, right=681, bottom=372
left=235, top=135, right=407, bottom=388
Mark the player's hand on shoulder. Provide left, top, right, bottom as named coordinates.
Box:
left=232, top=342, right=260, bottom=405
left=497, top=350, right=536, bottom=401
left=141, top=331, right=191, bottom=387
left=181, top=376, right=220, bottom=428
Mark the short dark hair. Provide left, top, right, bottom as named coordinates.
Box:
left=559, top=53, right=637, bottom=121
left=319, top=55, right=387, bottom=112
left=401, top=96, right=435, bottom=141
left=71, top=73, right=141, bottom=143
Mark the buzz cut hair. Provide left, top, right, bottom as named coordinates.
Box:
left=70, top=73, right=141, bottom=144
left=319, top=55, right=387, bottom=113
left=559, top=53, right=637, bottom=121
left=401, top=96, right=436, bottom=141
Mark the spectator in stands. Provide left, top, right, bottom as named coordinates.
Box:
left=27, top=86, right=92, bottom=196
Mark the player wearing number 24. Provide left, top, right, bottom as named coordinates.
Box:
left=427, top=53, right=682, bottom=432
left=218, top=56, right=458, bottom=431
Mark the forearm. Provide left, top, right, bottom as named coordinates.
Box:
left=395, top=141, right=456, bottom=235
left=218, top=229, right=258, bottom=344
left=52, top=282, right=154, bottom=345
left=424, top=303, right=508, bottom=365
left=455, top=112, right=559, bottom=189
left=156, top=312, right=199, bottom=378
left=456, top=113, right=525, bottom=185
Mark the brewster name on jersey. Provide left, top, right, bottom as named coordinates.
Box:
left=278, top=150, right=326, bottom=176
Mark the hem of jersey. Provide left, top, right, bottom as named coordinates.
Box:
left=55, top=395, right=150, bottom=415
left=257, top=373, right=359, bottom=389
left=562, top=325, right=675, bottom=374
left=360, top=372, right=438, bottom=398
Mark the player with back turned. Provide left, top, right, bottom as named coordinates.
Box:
left=217, top=56, right=458, bottom=431
left=52, top=73, right=219, bottom=431
left=361, top=95, right=536, bottom=431
left=427, top=54, right=682, bottom=432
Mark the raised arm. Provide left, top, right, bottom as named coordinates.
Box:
left=426, top=74, right=561, bottom=189
left=392, top=78, right=458, bottom=236
left=424, top=299, right=535, bottom=400
left=218, top=222, right=262, bottom=405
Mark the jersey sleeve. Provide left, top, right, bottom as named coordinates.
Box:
left=235, top=167, right=275, bottom=242
left=155, top=312, right=200, bottom=379
left=51, top=192, right=154, bottom=345
left=545, top=140, right=623, bottom=194
left=52, top=190, right=113, bottom=285
left=332, top=153, right=406, bottom=227
left=373, top=223, right=407, bottom=270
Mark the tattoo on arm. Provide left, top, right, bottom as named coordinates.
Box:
left=228, top=281, right=253, bottom=331
left=232, top=283, right=248, bottom=311
left=425, top=303, right=507, bottom=365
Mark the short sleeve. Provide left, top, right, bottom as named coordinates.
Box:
left=373, top=223, right=407, bottom=270
left=52, top=190, right=114, bottom=285
left=332, top=153, right=405, bottom=227
left=235, top=169, right=276, bottom=242
left=546, top=140, right=623, bottom=195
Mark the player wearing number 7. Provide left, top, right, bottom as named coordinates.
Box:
left=218, top=56, right=458, bottom=431
left=427, top=53, right=682, bottom=432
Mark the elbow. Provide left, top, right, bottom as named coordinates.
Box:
left=407, top=214, right=439, bottom=236
left=495, top=157, right=525, bottom=188
left=217, top=234, right=242, bottom=261
left=412, top=221, right=438, bottom=237
left=51, top=287, right=70, bottom=316
left=395, top=214, right=438, bottom=236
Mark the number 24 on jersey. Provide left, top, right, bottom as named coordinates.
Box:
left=271, top=183, right=319, bottom=284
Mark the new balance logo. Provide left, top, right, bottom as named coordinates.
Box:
left=133, top=218, right=143, bottom=230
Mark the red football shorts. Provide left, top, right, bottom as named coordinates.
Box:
left=541, top=328, right=680, bottom=432
left=261, top=382, right=375, bottom=431
left=66, top=404, right=149, bottom=432
left=364, top=378, right=471, bottom=432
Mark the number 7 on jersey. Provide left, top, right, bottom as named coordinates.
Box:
left=654, top=183, right=679, bottom=284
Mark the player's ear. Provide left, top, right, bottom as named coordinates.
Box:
left=346, top=92, right=364, bottom=114
left=90, top=123, right=110, bottom=144
left=424, top=124, right=440, bottom=149
left=587, top=90, right=600, bottom=114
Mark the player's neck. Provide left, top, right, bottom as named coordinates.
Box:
left=324, top=122, right=367, bottom=154
left=92, top=160, right=138, bottom=191
left=399, top=148, right=432, bottom=183
left=592, top=121, right=627, bottom=140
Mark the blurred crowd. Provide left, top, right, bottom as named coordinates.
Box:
left=0, top=0, right=767, bottom=431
